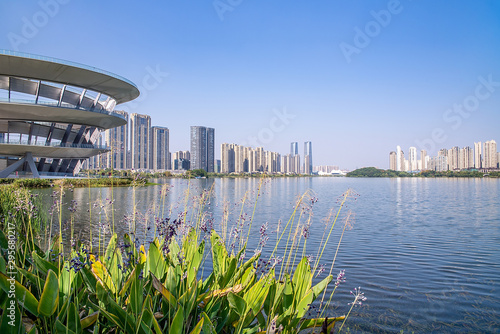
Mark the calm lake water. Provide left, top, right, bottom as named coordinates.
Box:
left=35, top=177, right=500, bottom=333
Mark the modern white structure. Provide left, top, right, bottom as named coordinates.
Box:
left=0, top=50, right=139, bottom=177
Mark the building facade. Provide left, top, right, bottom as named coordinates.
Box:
left=151, top=126, right=169, bottom=170
left=130, top=113, right=151, bottom=170
left=104, top=110, right=129, bottom=170
left=304, top=141, right=313, bottom=174
left=190, top=126, right=215, bottom=172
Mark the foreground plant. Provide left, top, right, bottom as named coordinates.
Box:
left=0, top=184, right=361, bottom=333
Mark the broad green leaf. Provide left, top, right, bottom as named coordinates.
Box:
left=67, top=302, right=82, bottom=334
left=220, top=257, right=237, bottom=287
left=292, top=257, right=312, bottom=304
left=311, top=275, right=333, bottom=300
left=244, top=274, right=271, bottom=316
left=91, top=260, right=116, bottom=294
left=201, top=312, right=217, bottom=334
left=80, top=311, right=99, bottom=329
left=0, top=299, right=23, bottom=333
left=59, top=261, right=76, bottom=296
left=168, top=238, right=181, bottom=267
left=299, top=316, right=345, bottom=331
left=103, top=233, right=118, bottom=268
left=130, top=263, right=144, bottom=317
left=32, top=250, right=59, bottom=276
left=139, top=245, right=147, bottom=264
left=230, top=252, right=260, bottom=286
left=294, top=290, right=313, bottom=320
left=0, top=272, right=38, bottom=317
left=147, top=242, right=166, bottom=280
left=171, top=305, right=184, bottom=333
left=227, top=292, right=246, bottom=316
left=210, top=231, right=228, bottom=283
left=38, top=269, right=59, bottom=317
left=54, top=319, right=77, bottom=334
left=189, top=317, right=204, bottom=334
left=151, top=273, right=177, bottom=307
left=187, top=240, right=204, bottom=285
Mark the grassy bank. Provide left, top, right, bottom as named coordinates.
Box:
left=0, top=180, right=362, bottom=333
left=347, top=167, right=500, bottom=178
left=0, top=177, right=149, bottom=189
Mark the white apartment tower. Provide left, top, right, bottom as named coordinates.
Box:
left=130, top=113, right=151, bottom=170
left=483, top=140, right=498, bottom=169
left=151, top=126, right=169, bottom=170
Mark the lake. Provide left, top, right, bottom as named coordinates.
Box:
left=35, top=177, right=500, bottom=333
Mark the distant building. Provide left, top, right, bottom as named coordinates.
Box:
left=104, top=110, right=129, bottom=170
left=304, top=141, right=313, bottom=174
left=459, top=146, right=473, bottom=170
left=474, top=142, right=482, bottom=169
left=130, top=113, right=151, bottom=170
left=215, top=159, right=221, bottom=173
left=396, top=146, right=403, bottom=171
left=151, top=126, right=169, bottom=170
left=389, top=151, right=397, bottom=170
left=407, top=147, right=417, bottom=171
left=290, top=142, right=299, bottom=156
left=171, top=150, right=190, bottom=170
left=190, top=126, right=215, bottom=172
left=483, top=140, right=498, bottom=169
left=429, top=156, right=448, bottom=172
left=420, top=149, right=427, bottom=170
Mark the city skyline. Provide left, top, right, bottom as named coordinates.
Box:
left=3, top=2, right=499, bottom=169
left=390, top=139, right=499, bottom=172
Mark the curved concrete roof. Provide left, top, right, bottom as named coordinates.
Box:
left=0, top=102, right=127, bottom=129
left=0, top=50, right=139, bottom=104
left=0, top=143, right=107, bottom=159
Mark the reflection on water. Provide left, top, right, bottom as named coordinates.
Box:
left=34, top=177, right=500, bottom=333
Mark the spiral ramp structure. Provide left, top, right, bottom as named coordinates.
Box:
left=0, top=50, right=139, bottom=177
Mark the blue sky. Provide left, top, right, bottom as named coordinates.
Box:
left=1, top=0, right=499, bottom=169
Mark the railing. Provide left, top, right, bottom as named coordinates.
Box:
left=0, top=139, right=109, bottom=150
left=0, top=49, right=138, bottom=90
left=0, top=97, right=127, bottom=122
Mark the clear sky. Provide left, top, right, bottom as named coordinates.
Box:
left=1, top=0, right=499, bottom=170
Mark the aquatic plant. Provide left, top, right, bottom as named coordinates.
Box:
left=0, top=180, right=362, bottom=333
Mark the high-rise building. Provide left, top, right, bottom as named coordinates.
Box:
left=171, top=150, right=190, bottom=170
left=420, top=149, right=427, bottom=171
left=151, top=126, right=169, bottom=170
left=447, top=146, right=460, bottom=171
left=474, top=142, right=482, bottom=169
left=459, top=146, right=473, bottom=170
left=408, top=147, right=417, bottom=171
left=304, top=141, right=313, bottom=174
left=190, top=126, right=215, bottom=172
left=130, top=113, right=151, bottom=170
left=396, top=146, right=403, bottom=171
left=389, top=151, right=397, bottom=170
left=221, top=143, right=235, bottom=173
left=104, top=110, right=128, bottom=170
left=290, top=142, right=299, bottom=156
left=483, top=140, right=498, bottom=169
